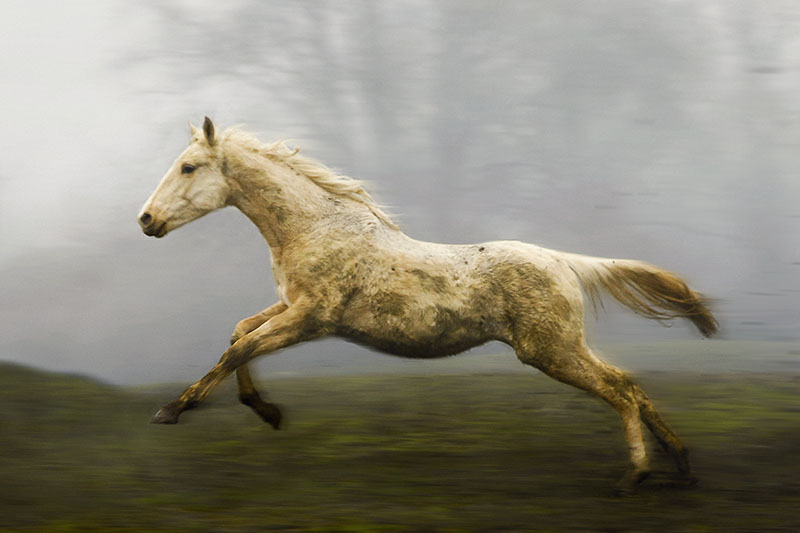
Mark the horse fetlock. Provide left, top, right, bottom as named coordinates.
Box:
left=238, top=391, right=260, bottom=407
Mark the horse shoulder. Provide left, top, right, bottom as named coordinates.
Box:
left=276, top=232, right=375, bottom=311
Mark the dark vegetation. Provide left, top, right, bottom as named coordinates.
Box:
left=1, top=361, right=798, bottom=531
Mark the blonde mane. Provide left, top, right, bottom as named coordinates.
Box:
left=221, top=129, right=398, bottom=229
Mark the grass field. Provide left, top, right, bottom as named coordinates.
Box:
left=1, top=361, right=799, bottom=531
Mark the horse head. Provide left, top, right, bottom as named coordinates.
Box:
left=138, top=117, right=230, bottom=238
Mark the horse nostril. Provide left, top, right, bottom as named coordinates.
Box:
left=139, top=212, right=153, bottom=227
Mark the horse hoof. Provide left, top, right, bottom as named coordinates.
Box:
left=256, top=402, right=283, bottom=430
left=615, top=469, right=650, bottom=496
left=151, top=401, right=183, bottom=424
left=241, top=394, right=283, bottom=429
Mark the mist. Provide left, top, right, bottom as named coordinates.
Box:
left=1, top=0, right=799, bottom=384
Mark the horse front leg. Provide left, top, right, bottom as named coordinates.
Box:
left=152, top=300, right=320, bottom=424
left=230, top=301, right=288, bottom=345
left=230, top=301, right=288, bottom=428
left=236, top=364, right=282, bottom=429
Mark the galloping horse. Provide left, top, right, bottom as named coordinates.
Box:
left=138, top=118, right=717, bottom=491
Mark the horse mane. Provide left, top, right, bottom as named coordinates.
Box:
left=221, top=129, right=398, bottom=230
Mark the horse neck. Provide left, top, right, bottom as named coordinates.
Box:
left=223, top=149, right=375, bottom=258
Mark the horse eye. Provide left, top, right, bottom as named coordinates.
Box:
left=181, top=164, right=196, bottom=175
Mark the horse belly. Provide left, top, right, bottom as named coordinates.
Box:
left=339, top=326, right=490, bottom=359
left=338, top=299, right=496, bottom=359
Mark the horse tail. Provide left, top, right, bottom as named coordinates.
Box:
left=559, top=252, right=718, bottom=337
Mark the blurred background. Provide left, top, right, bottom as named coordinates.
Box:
left=1, top=0, right=799, bottom=384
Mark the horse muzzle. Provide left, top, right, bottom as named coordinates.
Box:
left=138, top=211, right=168, bottom=238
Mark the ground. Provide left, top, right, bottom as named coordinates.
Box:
left=0, top=359, right=798, bottom=531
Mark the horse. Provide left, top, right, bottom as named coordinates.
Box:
left=138, top=117, right=717, bottom=492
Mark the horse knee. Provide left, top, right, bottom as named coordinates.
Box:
left=230, top=319, right=253, bottom=345
left=231, top=314, right=266, bottom=345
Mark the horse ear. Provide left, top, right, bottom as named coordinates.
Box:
left=189, top=120, right=200, bottom=138
left=203, top=116, right=216, bottom=146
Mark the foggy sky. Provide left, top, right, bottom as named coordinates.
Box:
left=1, top=0, right=799, bottom=384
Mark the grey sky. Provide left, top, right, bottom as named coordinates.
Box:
left=1, top=1, right=798, bottom=384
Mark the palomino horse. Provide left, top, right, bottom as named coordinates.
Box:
left=138, top=118, right=717, bottom=491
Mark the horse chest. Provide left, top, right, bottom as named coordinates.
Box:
left=271, top=255, right=292, bottom=305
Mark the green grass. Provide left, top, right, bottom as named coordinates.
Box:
left=1, top=362, right=799, bottom=531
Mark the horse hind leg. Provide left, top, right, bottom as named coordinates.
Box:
left=515, top=342, right=652, bottom=493
left=633, top=386, right=693, bottom=479
left=236, top=364, right=282, bottom=429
